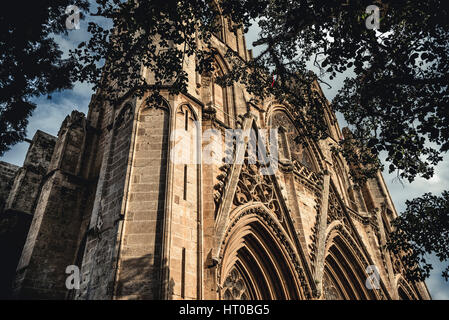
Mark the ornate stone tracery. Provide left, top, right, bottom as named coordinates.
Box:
left=222, top=268, right=251, bottom=300
left=233, top=154, right=282, bottom=220
left=270, top=110, right=317, bottom=171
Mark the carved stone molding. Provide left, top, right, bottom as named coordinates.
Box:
left=218, top=205, right=313, bottom=299
left=233, top=156, right=282, bottom=221
left=397, top=277, right=417, bottom=300
left=222, top=268, right=250, bottom=300
left=322, top=272, right=343, bottom=300
left=324, top=223, right=387, bottom=300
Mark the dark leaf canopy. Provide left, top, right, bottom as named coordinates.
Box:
left=0, top=0, right=89, bottom=155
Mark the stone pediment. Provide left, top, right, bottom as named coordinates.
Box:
left=212, top=115, right=317, bottom=298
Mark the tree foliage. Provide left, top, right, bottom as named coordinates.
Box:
left=387, top=191, right=449, bottom=282
left=0, top=0, right=88, bottom=155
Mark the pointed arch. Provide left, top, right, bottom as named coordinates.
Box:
left=218, top=204, right=310, bottom=300
left=137, top=96, right=172, bottom=115
left=331, top=154, right=357, bottom=210
left=395, top=275, right=418, bottom=300
left=331, top=152, right=369, bottom=213
left=266, top=105, right=323, bottom=172
left=206, top=52, right=234, bottom=126
left=176, top=103, right=199, bottom=121
left=210, top=0, right=225, bottom=42
left=323, top=223, right=379, bottom=300
left=173, top=103, right=200, bottom=165
left=116, top=99, right=171, bottom=299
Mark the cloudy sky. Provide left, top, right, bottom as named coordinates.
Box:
left=1, top=7, right=447, bottom=299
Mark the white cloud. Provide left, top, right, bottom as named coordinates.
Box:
left=1, top=81, right=93, bottom=166
left=425, top=254, right=449, bottom=300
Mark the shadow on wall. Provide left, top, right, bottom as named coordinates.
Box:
left=114, top=255, right=174, bottom=300
left=0, top=212, right=32, bottom=299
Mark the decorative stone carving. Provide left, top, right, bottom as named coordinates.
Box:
left=214, top=163, right=231, bottom=210
left=203, top=106, right=217, bottom=121
left=222, top=268, right=250, bottom=300
left=323, top=272, right=343, bottom=300
left=233, top=153, right=282, bottom=220
left=397, top=277, right=417, bottom=300
left=327, top=191, right=347, bottom=223
left=219, top=206, right=313, bottom=299
left=271, top=111, right=316, bottom=171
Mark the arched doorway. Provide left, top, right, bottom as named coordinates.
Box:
left=323, top=231, right=378, bottom=300
left=398, top=287, right=411, bottom=300
left=218, top=205, right=307, bottom=300
left=396, top=277, right=417, bottom=300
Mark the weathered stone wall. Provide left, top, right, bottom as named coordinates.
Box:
left=0, top=162, right=20, bottom=298
left=167, top=103, right=200, bottom=300
left=0, top=161, right=19, bottom=214
left=76, top=100, right=135, bottom=300
left=13, top=172, right=89, bottom=298
left=5, top=131, right=56, bottom=214
left=114, top=104, right=170, bottom=299
left=0, top=131, right=56, bottom=299
left=12, top=112, right=93, bottom=299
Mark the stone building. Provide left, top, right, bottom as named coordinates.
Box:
left=0, top=8, right=431, bottom=300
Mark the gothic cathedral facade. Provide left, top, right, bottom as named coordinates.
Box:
left=0, top=9, right=430, bottom=300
